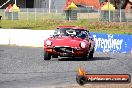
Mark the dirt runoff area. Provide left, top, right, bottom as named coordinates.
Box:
left=63, top=83, right=132, bottom=88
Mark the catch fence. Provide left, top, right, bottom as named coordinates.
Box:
left=0, top=8, right=132, bottom=22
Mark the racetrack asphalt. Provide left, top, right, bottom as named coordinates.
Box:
left=0, top=45, right=132, bottom=88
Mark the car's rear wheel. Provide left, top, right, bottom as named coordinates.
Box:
left=44, top=50, right=51, bottom=60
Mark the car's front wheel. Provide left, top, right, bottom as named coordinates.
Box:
left=81, top=53, right=89, bottom=61
left=82, top=49, right=94, bottom=60
left=88, top=51, right=93, bottom=59
left=44, top=50, right=51, bottom=60
left=88, top=48, right=94, bottom=59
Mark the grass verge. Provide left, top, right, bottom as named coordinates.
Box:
left=1, top=20, right=132, bottom=34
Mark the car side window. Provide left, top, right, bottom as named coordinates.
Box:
left=76, top=30, right=86, bottom=38
left=54, top=29, right=60, bottom=36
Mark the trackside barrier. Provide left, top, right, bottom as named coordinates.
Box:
left=91, top=32, right=132, bottom=53
left=0, top=29, right=132, bottom=53
left=0, top=29, right=54, bottom=47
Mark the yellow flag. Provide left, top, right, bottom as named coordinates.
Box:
left=67, top=2, right=78, bottom=10
left=12, top=4, right=20, bottom=12
left=101, top=2, right=115, bottom=11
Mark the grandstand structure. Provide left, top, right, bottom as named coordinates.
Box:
left=0, top=0, right=66, bottom=9
left=0, top=0, right=131, bottom=10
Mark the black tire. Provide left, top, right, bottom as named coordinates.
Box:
left=81, top=55, right=88, bottom=61
left=82, top=51, right=94, bottom=60
left=44, top=50, right=51, bottom=60
left=81, top=52, right=90, bottom=61
left=88, top=49, right=94, bottom=59
left=89, top=52, right=93, bottom=59
left=76, top=75, right=86, bottom=85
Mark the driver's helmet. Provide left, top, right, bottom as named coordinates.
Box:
left=81, top=33, right=87, bottom=39
left=80, top=31, right=87, bottom=38
left=66, top=29, right=76, bottom=35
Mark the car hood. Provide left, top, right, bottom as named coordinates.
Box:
left=46, top=36, right=89, bottom=48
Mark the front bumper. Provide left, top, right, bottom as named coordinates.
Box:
left=45, top=46, right=87, bottom=57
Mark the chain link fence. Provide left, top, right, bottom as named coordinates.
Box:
left=0, top=8, right=132, bottom=22
left=0, top=8, right=65, bottom=21
left=100, top=10, right=132, bottom=22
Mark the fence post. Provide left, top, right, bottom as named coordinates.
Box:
left=4, top=10, right=6, bottom=20
left=98, top=9, right=100, bottom=21
left=18, top=10, right=20, bottom=20
left=35, top=8, right=36, bottom=22
left=43, top=8, right=44, bottom=21
left=87, top=9, right=89, bottom=20
left=11, top=12, right=13, bottom=21
left=119, top=9, right=122, bottom=22
left=108, top=7, right=110, bottom=22
left=108, top=0, right=111, bottom=22
left=27, top=8, right=28, bottom=21
left=56, top=9, right=57, bottom=13
left=49, top=0, right=51, bottom=13
left=0, top=16, right=2, bottom=27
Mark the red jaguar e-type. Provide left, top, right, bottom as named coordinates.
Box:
left=44, top=26, right=95, bottom=60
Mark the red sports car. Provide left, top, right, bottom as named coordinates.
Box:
left=44, top=26, right=95, bottom=60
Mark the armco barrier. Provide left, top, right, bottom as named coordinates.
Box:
left=0, top=29, right=132, bottom=53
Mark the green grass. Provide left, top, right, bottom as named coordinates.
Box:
left=1, top=19, right=132, bottom=34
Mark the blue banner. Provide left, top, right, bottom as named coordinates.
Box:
left=90, top=32, right=132, bottom=53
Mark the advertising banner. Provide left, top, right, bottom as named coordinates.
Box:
left=91, top=32, right=132, bottom=53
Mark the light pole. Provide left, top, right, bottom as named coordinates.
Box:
left=49, top=0, right=51, bottom=13
left=15, top=0, right=16, bottom=4
left=119, top=0, right=122, bottom=22
left=108, top=0, right=110, bottom=22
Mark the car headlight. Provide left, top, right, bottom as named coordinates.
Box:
left=80, top=42, right=86, bottom=48
left=46, top=40, right=52, bottom=46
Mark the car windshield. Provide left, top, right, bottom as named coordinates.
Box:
left=54, top=28, right=88, bottom=38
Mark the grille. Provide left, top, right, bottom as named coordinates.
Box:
left=54, top=47, right=73, bottom=53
